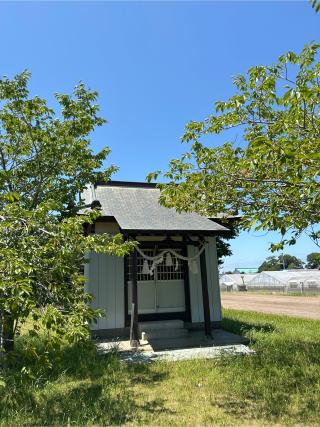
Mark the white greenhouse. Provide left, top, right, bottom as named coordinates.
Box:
left=246, top=270, right=320, bottom=293
left=220, top=273, right=257, bottom=291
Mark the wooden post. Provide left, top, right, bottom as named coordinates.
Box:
left=129, top=303, right=136, bottom=345
left=130, top=248, right=140, bottom=348
left=200, top=247, right=212, bottom=337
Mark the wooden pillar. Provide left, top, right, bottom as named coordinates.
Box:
left=200, top=247, right=212, bottom=337
left=130, top=248, right=140, bottom=348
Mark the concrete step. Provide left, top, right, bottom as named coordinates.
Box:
left=144, top=328, right=189, bottom=340
left=139, top=319, right=184, bottom=331
left=147, top=335, right=215, bottom=351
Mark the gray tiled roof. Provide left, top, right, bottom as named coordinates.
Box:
left=82, top=182, right=229, bottom=234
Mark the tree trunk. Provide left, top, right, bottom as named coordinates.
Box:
left=3, top=315, right=14, bottom=352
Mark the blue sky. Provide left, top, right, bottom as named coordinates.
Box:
left=0, top=1, right=319, bottom=270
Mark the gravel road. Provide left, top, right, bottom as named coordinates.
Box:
left=221, top=293, right=320, bottom=320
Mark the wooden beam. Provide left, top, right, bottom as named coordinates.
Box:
left=135, top=241, right=199, bottom=249
left=200, top=248, right=212, bottom=337
left=130, top=248, right=140, bottom=348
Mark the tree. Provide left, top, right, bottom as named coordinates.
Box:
left=148, top=43, right=320, bottom=251
left=306, top=252, right=320, bottom=269
left=258, top=254, right=304, bottom=272
left=258, top=256, right=281, bottom=272
left=0, top=70, right=114, bottom=213
left=310, top=0, right=320, bottom=13
left=0, top=202, right=133, bottom=352
left=0, top=72, right=134, bottom=352
left=216, top=225, right=239, bottom=266
left=280, top=254, right=304, bottom=270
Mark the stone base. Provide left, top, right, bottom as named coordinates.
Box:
left=91, top=320, right=222, bottom=340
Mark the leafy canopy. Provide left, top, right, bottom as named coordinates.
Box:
left=148, top=43, right=320, bottom=251
left=0, top=70, right=115, bottom=214
left=306, top=252, right=320, bottom=269
left=258, top=254, right=304, bottom=272
left=0, top=203, right=133, bottom=347
left=0, top=72, right=134, bottom=352
left=310, top=0, right=320, bottom=13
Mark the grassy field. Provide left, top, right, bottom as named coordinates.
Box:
left=1, top=309, right=320, bottom=426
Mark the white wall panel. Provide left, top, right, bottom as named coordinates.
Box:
left=87, top=237, right=221, bottom=330
left=187, top=245, right=203, bottom=322
left=187, top=237, right=222, bottom=323
left=87, top=253, right=125, bottom=330
left=206, top=237, right=222, bottom=322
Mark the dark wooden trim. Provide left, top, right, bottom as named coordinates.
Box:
left=124, top=255, right=129, bottom=327
left=135, top=240, right=199, bottom=248
left=200, top=248, right=212, bottom=337
left=90, top=223, right=230, bottom=237
left=182, top=246, right=191, bottom=323
left=209, top=216, right=241, bottom=223
left=126, top=310, right=188, bottom=325
left=130, top=249, right=140, bottom=346
left=137, top=312, right=188, bottom=322
left=95, top=216, right=118, bottom=223
left=95, top=180, right=157, bottom=188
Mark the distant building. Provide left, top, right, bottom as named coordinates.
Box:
left=220, top=270, right=320, bottom=293
left=234, top=267, right=259, bottom=274
left=247, top=270, right=320, bottom=292
left=220, top=273, right=257, bottom=291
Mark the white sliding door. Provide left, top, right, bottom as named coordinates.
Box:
left=127, top=248, right=185, bottom=314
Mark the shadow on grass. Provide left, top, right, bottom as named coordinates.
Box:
left=218, top=314, right=320, bottom=423
left=127, top=362, right=169, bottom=385
left=0, top=336, right=170, bottom=426
left=222, top=316, right=276, bottom=339
left=139, top=398, right=176, bottom=418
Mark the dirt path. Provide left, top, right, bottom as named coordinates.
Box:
left=221, top=293, right=320, bottom=320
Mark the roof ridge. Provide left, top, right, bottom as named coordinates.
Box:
left=95, top=180, right=158, bottom=188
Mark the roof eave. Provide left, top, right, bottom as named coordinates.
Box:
left=120, top=228, right=232, bottom=237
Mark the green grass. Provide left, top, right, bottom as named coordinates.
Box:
left=1, top=309, right=320, bottom=426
